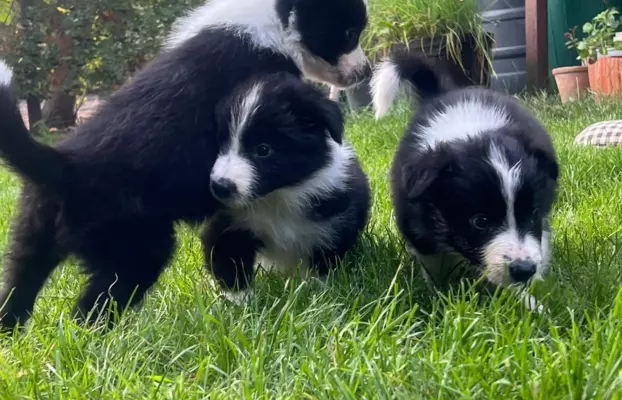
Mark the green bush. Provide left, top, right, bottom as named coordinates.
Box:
left=2, top=0, right=203, bottom=101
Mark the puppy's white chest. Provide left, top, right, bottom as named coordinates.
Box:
left=234, top=204, right=334, bottom=273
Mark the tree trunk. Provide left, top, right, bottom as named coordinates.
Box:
left=43, top=5, right=76, bottom=129
left=42, top=90, right=75, bottom=129
left=26, top=95, right=43, bottom=128
left=19, top=0, right=43, bottom=135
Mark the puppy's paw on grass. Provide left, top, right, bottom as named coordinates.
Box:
left=222, top=288, right=254, bottom=306
left=522, top=292, right=545, bottom=314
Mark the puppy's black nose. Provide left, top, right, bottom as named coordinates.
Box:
left=508, top=259, right=537, bottom=282
left=210, top=178, right=237, bottom=200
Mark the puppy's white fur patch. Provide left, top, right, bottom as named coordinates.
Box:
left=298, top=44, right=368, bottom=89
left=166, top=0, right=286, bottom=51
left=418, top=99, right=510, bottom=150
left=483, top=230, right=543, bottom=285
left=488, top=143, right=522, bottom=224
left=337, top=46, right=367, bottom=80
left=370, top=59, right=401, bottom=119
left=230, top=140, right=355, bottom=275
left=483, top=144, right=544, bottom=285
left=0, top=60, right=13, bottom=87
left=258, top=257, right=313, bottom=279
left=211, top=84, right=263, bottom=202
left=371, top=59, right=511, bottom=135
left=232, top=83, right=263, bottom=136
left=211, top=153, right=256, bottom=202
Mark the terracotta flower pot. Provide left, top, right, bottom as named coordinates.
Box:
left=552, top=65, right=590, bottom=103
left=588, top=56, right=622, bottom=98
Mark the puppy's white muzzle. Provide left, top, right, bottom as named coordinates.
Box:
left=482, top=229, right=549, bottom=286
left=301, top=46, right=370, bottom=89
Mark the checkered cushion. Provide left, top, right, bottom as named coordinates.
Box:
left=575, top=120, right=622, bottom=147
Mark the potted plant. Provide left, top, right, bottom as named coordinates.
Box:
left=552, top=26, right=591, bottom=104
left=564, top=8, right=622, bottom=99
left=585, top=8, right=622, bottom=98
left=341, top=0, right=493, bottom=112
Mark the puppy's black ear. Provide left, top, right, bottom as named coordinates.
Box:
left=403, top=166, right=437, bottom=200
left=285, top=80, right=345, bottom=143
left=533, top=148, right=559, bottom=182
left=514, top=124, right=559, bottom=182
left=402, top=149, right=453, bottom=201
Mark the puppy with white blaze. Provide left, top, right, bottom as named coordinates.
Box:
left=202, top=73, right=371, bottom=302
left=371, top=53, right=559, bottom=310
left=0, top=0, right=370, bottom=331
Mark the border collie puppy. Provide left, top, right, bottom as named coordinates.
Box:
left=0, top=66, right=368, bottom=329
left=202, top=73, right=371, bottom=302
left=166, top=0, right=370, bottom=89
left=0, top=0, right=370, bottom=330
left=370, top=53, right=559, bottom=309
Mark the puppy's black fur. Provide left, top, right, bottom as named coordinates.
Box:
left=0, top=0, right=370, bottom=330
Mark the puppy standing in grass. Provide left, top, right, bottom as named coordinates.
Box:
left=0, top=0, right=371, bottom=330
left=204, top=73, right=370, bottom=303
left=371, top=53, right=559, bottom=309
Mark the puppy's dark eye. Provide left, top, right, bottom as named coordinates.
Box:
left=470, top=215, right=489, bottom=230
left=254, top=144, right=272, bottom=158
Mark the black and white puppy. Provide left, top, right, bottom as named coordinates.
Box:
left=0, top=0, right=370, bottom=330
left=166, top=0, right=370, bottom=89
left=371, top=53, right=559, bottom=309
left=202, top=72, right=371, bottom=302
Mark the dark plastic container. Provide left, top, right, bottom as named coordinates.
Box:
left=480, top=0, right=527, bottom=94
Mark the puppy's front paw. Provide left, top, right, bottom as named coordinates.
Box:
left=523, top=293, right=545, bottom=314
left=328, top=86, right=341, bottom=101
left=222, top=288, right=254, bottom=306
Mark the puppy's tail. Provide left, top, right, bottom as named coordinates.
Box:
left=0, top=60, right=68, bottom=188
left=370, top=51, right=450, bottom=119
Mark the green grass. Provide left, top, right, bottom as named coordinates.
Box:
left=1, top=94, right=622, bottom=398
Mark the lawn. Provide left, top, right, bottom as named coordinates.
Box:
left=0, top=94, right=621, bottom=398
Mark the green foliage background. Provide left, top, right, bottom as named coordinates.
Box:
left=0, top=0, right=203, bottom=100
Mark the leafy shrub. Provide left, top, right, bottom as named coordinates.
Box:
left=565, top=7, right=622, bottom=65
left=2, top=0, right=203, bottom=101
